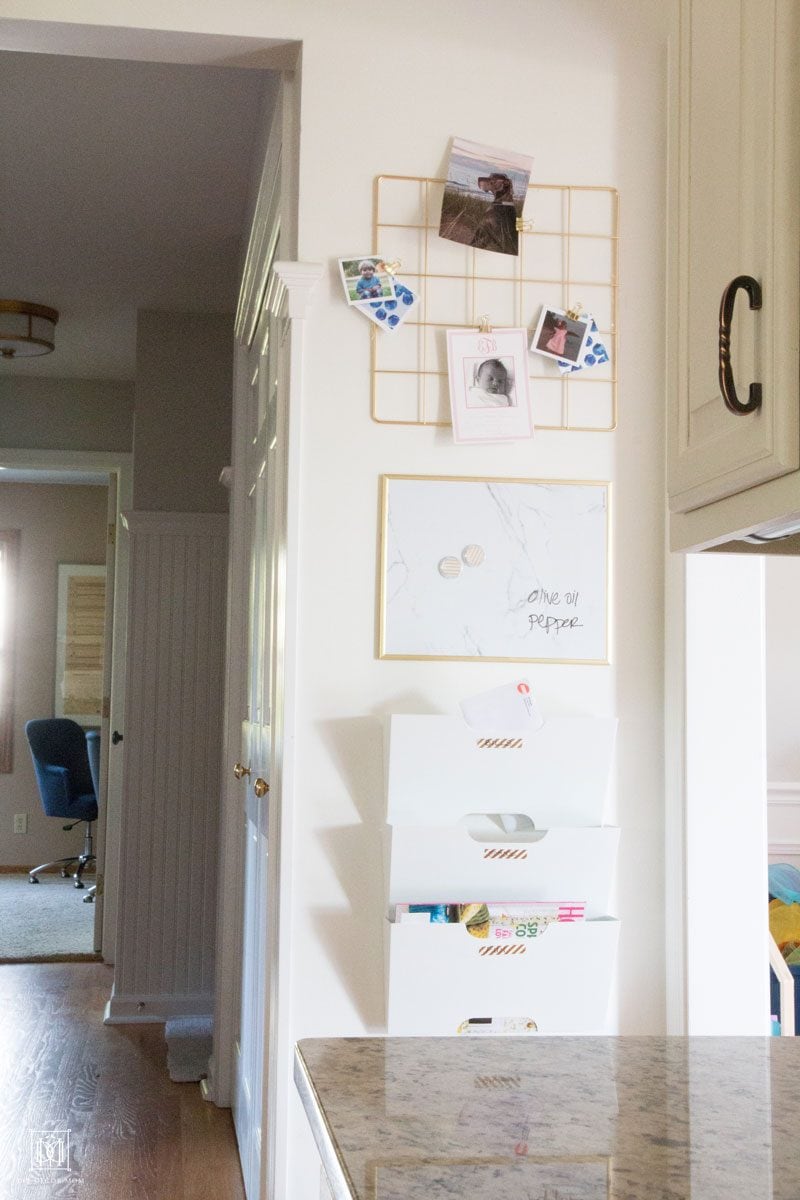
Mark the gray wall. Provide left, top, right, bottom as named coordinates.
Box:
left=133, top=311, right=233, bottom=513
left=0, top=377, right=134, bottom=452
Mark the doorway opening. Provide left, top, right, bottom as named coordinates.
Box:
left=0, top=23, right=297, bottom=1198
left=0, top=465, right=109, bottom=960
left=0, top=450, right=131, bottom=964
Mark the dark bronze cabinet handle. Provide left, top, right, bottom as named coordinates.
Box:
left=719, top=274, right=762, bottom=414
left=111, top=730, right=123, bottom=745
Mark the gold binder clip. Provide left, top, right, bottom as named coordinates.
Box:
left=478, top=315, right=493, bottom=334
left=378, top=258, right=401, bottom=277
left=515, top=217, right=534, bottom=233
left=566, top=301, right=584, bottom=321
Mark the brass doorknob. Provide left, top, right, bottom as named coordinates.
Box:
left=253, top=777, right=269, bottom=798
left=233, top=762, right=251, bottom=780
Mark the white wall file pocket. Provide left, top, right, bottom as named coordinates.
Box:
left=386, top=917, right=620, bottom=1035
left=383, top=709, right=620, bottom=1035
left=387, top=825, right=620, bottom=918
left=385, top=714, right=617, bottom=827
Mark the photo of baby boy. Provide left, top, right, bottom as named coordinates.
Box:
left=338, top=256, right=395, bottom=305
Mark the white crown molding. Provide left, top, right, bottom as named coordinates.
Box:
left=768, top=783, right=800, bottom=806
left=769, top=840, right=800, bottom=857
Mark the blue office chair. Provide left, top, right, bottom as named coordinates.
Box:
left=82, top=729, right=101, bottom=903
left=25, top=718, right=98, bottom=891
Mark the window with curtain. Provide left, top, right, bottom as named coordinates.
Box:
left=0, top=531, right=20, bottom=773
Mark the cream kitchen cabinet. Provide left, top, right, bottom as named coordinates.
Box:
left=668, top=0, right=800, bottom=552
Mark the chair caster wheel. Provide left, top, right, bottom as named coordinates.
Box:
left=82, top=894, right=94, bottom=904
left=74, top=880, right=85, bottom=889
left=29, top=876, right=39, bottom=884
left=61, top=869, right=70, bottom=878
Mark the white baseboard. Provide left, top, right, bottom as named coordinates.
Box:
left=769, top=841, right=800, bottom=859
left=103, top=988, right=213, bottom=1025
left=768, top=782, right=800, bottom=806
left=768, top=786, right=800, bottom=864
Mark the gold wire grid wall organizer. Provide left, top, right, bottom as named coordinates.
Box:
left=371, top=176, right=619, bottom=432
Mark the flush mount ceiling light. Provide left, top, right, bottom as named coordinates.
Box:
left=0, top=300, right=59, bottom=358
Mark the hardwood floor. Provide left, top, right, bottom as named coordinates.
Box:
left=0, top=963, right=245, bottom=1199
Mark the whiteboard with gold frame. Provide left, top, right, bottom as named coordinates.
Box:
left=378, top=475, right=609, bottom=664
left=55, top=563, right=106, bottom=725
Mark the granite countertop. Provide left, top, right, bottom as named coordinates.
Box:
left=295, top=1036, right=800, bottom=1200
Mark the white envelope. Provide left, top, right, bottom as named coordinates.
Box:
left=459, top=679, right=544, bottom=733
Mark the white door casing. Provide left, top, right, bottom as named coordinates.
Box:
left=233, top=374, right=266, bottom=1190
left=90, top=473, right=118, bottom=950
left=225, top=264, right=321, bottom=1200
left=233, top=298, right=279, bottom=1195
left=202, top=61, right=321, bottom=1198
left=209, top=63, right=286, bottom=1125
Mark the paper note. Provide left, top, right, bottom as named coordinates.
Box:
left=459, top=679, right=544, bottom=733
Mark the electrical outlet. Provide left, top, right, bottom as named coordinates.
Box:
left=13, top=813, right=27, bottom=834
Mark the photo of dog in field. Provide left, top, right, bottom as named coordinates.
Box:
left=438, top=137, right=533, bottom=257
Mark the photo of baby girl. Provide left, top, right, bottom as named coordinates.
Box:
left=466, top=357, right=516, bottom=408
left=446, top=327, right=532, bottom=444
left=530, top=307, right=591, bottom=365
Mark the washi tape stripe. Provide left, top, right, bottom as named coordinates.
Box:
left=476, top=738, right=524, bottom=749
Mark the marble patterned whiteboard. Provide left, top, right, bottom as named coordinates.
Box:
left=379, top=475, right=609, bottom=663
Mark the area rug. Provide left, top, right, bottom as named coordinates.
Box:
left=0, top=872, right=100, bottom=962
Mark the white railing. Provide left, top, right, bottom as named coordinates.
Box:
left=769, top=932, right=795, bottom=1037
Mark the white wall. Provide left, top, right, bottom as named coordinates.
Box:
left=766, top=557, right=800, bottom=781
left=285, top=9, right=672, bottom=1188
left=685, top=554, right=768, bottom=1034
left=0, top=3, right=674, bottom=1196
left=765, top=556, right=800, bottom=867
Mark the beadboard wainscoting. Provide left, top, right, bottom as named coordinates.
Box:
left=768, top=783, right=800, bottom=869
left=105, top=511, right=228, bottom=1024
